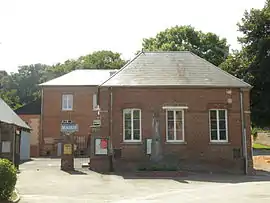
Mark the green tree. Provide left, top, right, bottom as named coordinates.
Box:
left=237, top=0, right=270, bottom=127
left=0, top=50, right=126, bottom=109
left=78, top=50, right=126, bottom=69
left=219, top=50, right=253, bottom=84
left=142, top=25, right=229, bottom=66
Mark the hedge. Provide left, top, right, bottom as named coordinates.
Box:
left=0, top=159, right=17, bottom=201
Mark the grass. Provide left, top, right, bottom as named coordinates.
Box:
left=253, top=143, right=270, bottom=150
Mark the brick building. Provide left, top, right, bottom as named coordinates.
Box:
left=39, top=69, right=117, bottom=156
left=97, top=51, right=253, bottom=174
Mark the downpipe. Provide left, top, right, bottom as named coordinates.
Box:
left=109, top=87, right=114, bottom=172
left=240, top=90, right=248, bottom=175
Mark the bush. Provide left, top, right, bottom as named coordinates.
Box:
left=0, top=159, right=17, bottom=201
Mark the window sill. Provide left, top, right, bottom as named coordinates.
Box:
left=121, top=141, right=142, bottom=145
left=209, top=142, right=230, bottom=145
left=62, top=109, right=74, bottom=112
left=165, top=141, right=187, bottom=145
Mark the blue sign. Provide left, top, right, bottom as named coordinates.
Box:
left=61, top=123, right=78, bottom=133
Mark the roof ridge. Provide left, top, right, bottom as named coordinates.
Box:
left=189, top=52, right=252, bottom=88
left=143, top=50, right=191, bottom=53
left=99, top=51, right=144, bottom=87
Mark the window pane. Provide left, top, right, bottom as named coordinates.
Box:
left=133, top=119, right=140, bottom=130
left=133, top=130, right=140, bottom=140
left=219, top=110, right=226, bottom=119
left=175, top=111, right=182, bottom=120
left=62, top=99, right=67, bottom=109
left=211, top=130, right=218, bottom=140
left=210, top=110, right=217, bottom=120
left=219, top=120, right=226, bottom=130
left=219, top=130, right=227, bottom=140
left=133, top=110, right=140, bottom=119
left=124, top=120, right=132, bottom=130
left=68, top=101, right=72, bottom=109
left=167, top=120, right=174, bottom=131
left=124, top=129, right=131, bottom=140
left=176, top=130, right=183, bottom=140
left=210, top=120, right=217, bottom=130
left=175, top=120, right=182, bottom=131
left=167, top=111, right=174, bottom=119
left=167, top=130, right=174, bottom=140
left=124, top=111, right=131, bottom=120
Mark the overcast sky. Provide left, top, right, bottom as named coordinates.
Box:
left=0, top=0, right=266, bottom=73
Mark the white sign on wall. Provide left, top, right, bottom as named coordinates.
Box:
left=2, top=141, right=11, bottom=153
left=146, top=139, right=152, bottom=155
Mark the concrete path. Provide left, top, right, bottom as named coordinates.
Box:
left=17, top=158, right=270, bottom=202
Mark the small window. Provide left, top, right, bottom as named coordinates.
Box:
left=209, top=109, right=228, bottom=142
left=62, top=94, right=73, bottom=111
left=166, top=110, right=185, bottom=142
left=123, top=109, right=141, bottom=142
left=93, top=93, right=98, bottom=110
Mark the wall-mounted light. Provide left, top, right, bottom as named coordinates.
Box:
left=226, top=89, right=232, bottom=95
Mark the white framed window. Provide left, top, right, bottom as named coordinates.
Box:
left=62, top=94, right=73, bottom=111
left=93, top=93, right=98, bottom=110
left=209, top=109, right=228, bottom=142
left=166, top=109, right=185, bottom=142
left=123, top=109, right=141, bottom=142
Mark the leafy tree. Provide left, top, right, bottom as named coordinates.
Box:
left=0, top=50, right=125, bottom=109
left=142, top=25, right=229, bottom=66
left=236, top=0, right=270, bottom=127
left=78, top=50, right=126, bottom=69
left=219, top=50, right=253, bottom=84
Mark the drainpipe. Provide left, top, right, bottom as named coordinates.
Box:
left=240, top=89, right=248, bottom=175
left=109, top=87, right=113, bottom=172
left=40, top=88, right=44, bottom=156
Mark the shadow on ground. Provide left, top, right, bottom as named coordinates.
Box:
left=95, top=169, right=270, bottom=184
left=20, top=158, right=33, bottom=164
left=61, top=169, right=88, bottom=175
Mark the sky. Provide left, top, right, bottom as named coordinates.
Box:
left=0, top=0, right=266, bottom=73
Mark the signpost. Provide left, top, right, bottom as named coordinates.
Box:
left=60, top=122, right=78, bottom=171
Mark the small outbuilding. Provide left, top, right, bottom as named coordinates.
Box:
left=0, top=98, right=31, bottom=168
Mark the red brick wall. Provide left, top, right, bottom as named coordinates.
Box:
left=41, top=86, right=98, bottom=156
left=99, top=87, right=253, bottom=174
left=19, top=114, right=40, bottom=157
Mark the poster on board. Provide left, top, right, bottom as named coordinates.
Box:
left=95, top=138, right=108, bottom=155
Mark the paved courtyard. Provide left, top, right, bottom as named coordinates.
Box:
left=17, top=158, right=270, bottom=203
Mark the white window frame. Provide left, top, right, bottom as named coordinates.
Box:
left=62, top=94, right=73, bottom=111
left=209, top=109, right=228, bottom=143
left=123, top=108, right=142, bottom=142
left=165, top=109, right=185, bottom=142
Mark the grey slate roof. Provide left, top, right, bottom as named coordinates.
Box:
left=40, top=69, right=118, bottom=86
left=0, top=97, right=31, bottom=129
left=101, top=51, right=251, bottom=88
